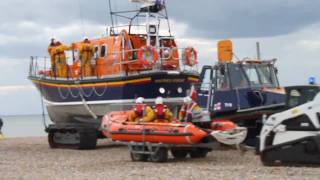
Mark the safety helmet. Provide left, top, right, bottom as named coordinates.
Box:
left=155, top=97, right=164, bottom=104
left=183, top=96, right=192, bottom=104
left=135, top=97, right=144, bottom=104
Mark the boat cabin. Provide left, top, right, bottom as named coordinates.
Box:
left=196, top=40, right=285, bottom=117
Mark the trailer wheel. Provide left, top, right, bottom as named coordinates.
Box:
left=189, top=148, right=209, bottom=158
left=78, top=131, right=97, bottom=150
left=130, top=146, right=149, bottom=162
left=130, top=152, right=149, bottom=162
left=171, top=149, right=188, bottom=159
left=150, top=147, right=168, bottom=162
left=48, top=131, right=58, bottom=149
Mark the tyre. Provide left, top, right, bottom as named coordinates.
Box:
left=48, top=131, right=58, bottom=149
left=189, top=148, right=209, bottom=158
left=78, top=131, right=98, bottom=150
left=171, top=149, right=188, bottom=159
left=150, top=147, right=168, bottom=162
left=130, top=152, right=149, bottom=162
left=130, top=146, right=149, bottom=162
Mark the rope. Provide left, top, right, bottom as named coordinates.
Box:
left=58, top=87, right=70, bottom=99
left=38, top=78, right=48, bottom=129
left=211, top=127, right=247, bottom=145
left=75, top=81, right=98, bottom=119
left=93, top=85, right=108, bottom=97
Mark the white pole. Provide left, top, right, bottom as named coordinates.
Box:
left=146, top=12, right=150, bottom=46
left=256, top=42, right=261, bottom=60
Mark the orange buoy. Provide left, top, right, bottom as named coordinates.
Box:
left=183, top=47, right=198, bottom=66
left=211, top=119, right=237, bottom=131
left=137, top=46, right=159, bottom=66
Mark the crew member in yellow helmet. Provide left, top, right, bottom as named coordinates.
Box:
left=48, top=38, right=58, bottom=77
left=128, top=97, right=155, bottom=122
left=52, top=41, right=72, bottom=78
left=153, top=97, right=173, bottom=123
left=79, top=37, right=95, bottom=77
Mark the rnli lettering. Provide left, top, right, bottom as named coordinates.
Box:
left=154, top=79, right=185, bottom=83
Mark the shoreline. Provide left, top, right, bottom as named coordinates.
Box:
left=1, top=137, right=319, bottom=179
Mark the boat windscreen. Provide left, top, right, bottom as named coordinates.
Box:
left=228, top=64, right=249, bottom=89
left=216, top=65, right=230, bottom=91
left=243, top=64, right=278, bottom=88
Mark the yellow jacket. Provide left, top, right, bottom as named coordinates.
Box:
left=128, top=106, right=155, bottom=122
left=79, top=43, right=95, bottom=64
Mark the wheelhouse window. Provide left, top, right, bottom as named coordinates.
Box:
left=216, top=65, right=230, bottom=91
left=200, top=68, right=212, bottom=91
left=94, top=46, right=99, bottom=59
left=228, top=64, right=249, bottom=89
left=242, top=64, right=278, bottom=88
left=100, top=44, right=107, bottom=58
left=244, top=65, right=260, bottom=87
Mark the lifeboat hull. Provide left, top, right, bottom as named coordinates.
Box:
left=102, top=112, right=208, bottom=145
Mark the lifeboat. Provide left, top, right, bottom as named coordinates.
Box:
left=101, top=111, right=208, bottom=145
left=28, top=0, right=199, bottom=149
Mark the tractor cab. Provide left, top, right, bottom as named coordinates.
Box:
left=196, top=40, right=285, bottom=120
left=285, top=85, right=320, bottom=109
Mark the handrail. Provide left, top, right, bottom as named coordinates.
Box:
left=29, top=46, right=198, bottom=81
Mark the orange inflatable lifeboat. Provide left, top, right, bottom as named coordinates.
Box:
left=101, top=111, right=208, bottom=145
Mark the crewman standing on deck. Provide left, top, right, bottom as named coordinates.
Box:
left=52, top=41, right=72, bottom=78
left=153, top=97, right=173, bottom=122
left=128, top=97, right=155, bottom=122
left=48, top=38, right=58, bottom=77
left=79, top=37, right=95, bottom=77
left=0, top=117, right=5, bottom=140
left=179, top=96, right=202, bottom=122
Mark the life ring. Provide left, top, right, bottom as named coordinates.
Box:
left=184, top=47, right=198, bottom=66
left=137, top=46, right=159, bottom=65
left=120, top=29, right=133, bottom=61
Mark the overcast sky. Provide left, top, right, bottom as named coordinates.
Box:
left=1, top=0, right=320, bottom=115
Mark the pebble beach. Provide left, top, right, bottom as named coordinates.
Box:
left=0, top=137, right=319, bottom=180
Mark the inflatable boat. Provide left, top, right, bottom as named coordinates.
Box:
left=101, top=111, right=209, bottom=145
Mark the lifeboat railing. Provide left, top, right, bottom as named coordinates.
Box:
left=29, top=47, right=199, bottom=80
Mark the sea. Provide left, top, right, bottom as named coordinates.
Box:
left=1, top=115, right=51, bottom=138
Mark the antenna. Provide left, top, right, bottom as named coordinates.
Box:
left=256, top=42, right=261, bottom=60
left=108, top=0, right=115, bottom=35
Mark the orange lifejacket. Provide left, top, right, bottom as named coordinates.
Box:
left=154, top=104, right=166, bottom=119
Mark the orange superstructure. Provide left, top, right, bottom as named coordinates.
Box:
left=46, top=30, right=183, bottom=79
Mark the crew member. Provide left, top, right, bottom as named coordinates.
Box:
left=52, top=41, right=72, bottom=78
left=0, top=117, right=4, bottom=140
left=179, top=96, right=202, bottom=122
left=128, top=97, right=155, bottom=122
left=48, top=38, right=57, bottom=77
left=79, top=38, right=95, bottom=77
left=153, top=97, right=173, bottom=122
